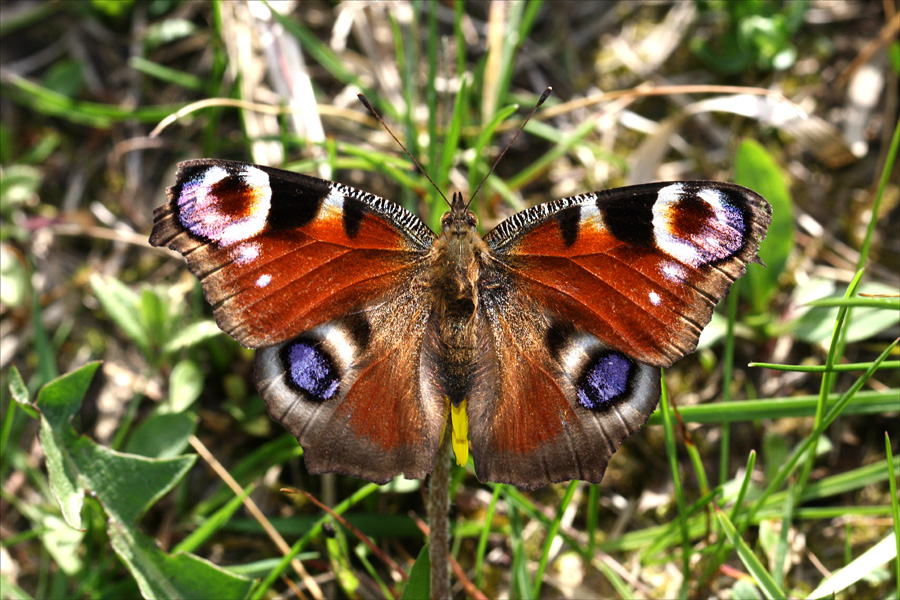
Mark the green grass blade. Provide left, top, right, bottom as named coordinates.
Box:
left=805, top=533, right=898, bottom=599
left=474, top=484, right=501, bottom=588
left=532, top=481, right=578, bottom=597
left=659, top=373, right=691, bottom=596
left=857, top=117, right=899, bottom=269
left=887, top=433, right=900, bottom=590
left=716, top=507, right=784, bottom=600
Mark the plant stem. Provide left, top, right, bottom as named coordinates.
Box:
left=429, top=430, right=452, bottom=598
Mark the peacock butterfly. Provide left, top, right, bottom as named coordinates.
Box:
left=150, top=150, right=770, bottom=490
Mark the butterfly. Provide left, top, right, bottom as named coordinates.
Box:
left=150, top=158, right=771, bottom=490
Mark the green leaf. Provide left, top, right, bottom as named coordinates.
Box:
left=90, top=0, right=134, bottom=17
left=7, top=364, right=29, bottom=407
left=166, top=359, right=204, bottom=413
left=734, top=139, right=794, bottom=313
left=108, top=521, right=253, bottom=600
left=0, top=244, right=28, bottom=307
left=732, top=579, right=764, bottom=600
left=34, top=361, right=190, bottom=522
left=42, top=59, right=85, bottom=98
left=401, top=544, right=430, bottom=600
left=144, top=18, right=198, bottom=50
left=13, top=496, right=85, bottom=575
left=90, top=275, right=149, bottom=355
left=0, top=165, right=42, bottom=211
left=888, top=41, right=900, bottom=75
left=36, top=362, right=102, bottom=528
left=31, top=363, right=251, bottom=596
left=162, top=320, right=221, bottom=355
left=140, top=287, right=167, bottom=350
left=69, top=438, right=195, bottom=525
left=792, top=282, right=900, bottom=344
left=125, top=412, right=197, bottom=459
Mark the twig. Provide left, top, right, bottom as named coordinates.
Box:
left=188, top=436, right=326, bottom=600
left=282, top=488, right=409, bottom=582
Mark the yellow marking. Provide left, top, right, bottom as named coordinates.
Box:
left=450, top=399, right=469, bottom=467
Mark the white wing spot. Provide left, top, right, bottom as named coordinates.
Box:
left=662, top=261, right=688, bottom=283
left=256, top=274, right=272, bottom=288
left=234, top=242, right=260, bottom=265
left=649, top=291, right=662, bottom=306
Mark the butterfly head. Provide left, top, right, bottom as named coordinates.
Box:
left=441, top=191, right=478, bottom=237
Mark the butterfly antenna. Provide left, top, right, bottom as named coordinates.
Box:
left=357, top=94, right=449, bottom=206
left=468, top=87, right=552, bottom=208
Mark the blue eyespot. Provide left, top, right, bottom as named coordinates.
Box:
left=285, top=341, right=339, bottom=401
left=576, top=352, right=632, bottom=410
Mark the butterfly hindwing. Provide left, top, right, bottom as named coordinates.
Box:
left=483, top=181, right=772, bottom=367
left=256, top=290, right=447, bottom=483
left=467, top=276, right=661, bottom=489
left=150, top=159, right=436, bottom=348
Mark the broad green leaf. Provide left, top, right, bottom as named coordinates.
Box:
left=15, top=500, right=84, bottom=575
left=90, top=275, right=149, bottom=354
left=792, top=282, right=900, bottom=344
left=166, top=359, right=203, bottom=413
left=162, top=319, right=222, bottom=354
left=732, top=579, right=764, bottom=600
left=0, top=165, right=42, bottom=211
left=108, top=521, right=253, bottom=600
left=401, top=544, right=430, bottom=600
left=42, top=59, right=85, bottom=98
left=125, top=412, right=197, bottom=459
left=36, top=362, right=102, bottom=528
left=0, top=244, right=28, bottom=307
left=734, top=139, right=794, bottom=313
left=7, top=364, right=29, bottom=407
left=69, top=438, right=194, bottom=525
left=38, top=512, right=85, bottom=575
left=140, top=288, right=167, bottom=350
left=32, top=363, right=251, bottom=597
left=144, top=18, right=197, bottom=50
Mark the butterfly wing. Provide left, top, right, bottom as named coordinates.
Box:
left=150, top=159, right=436, bottom=348
left=469, top=182, right=770, bottom=488
left=151, top=159, right=446, bottom=482
left=483, top=182, right=772, bottom=367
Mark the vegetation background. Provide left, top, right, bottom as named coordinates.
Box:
left=1, top=1, right=898, bottom=598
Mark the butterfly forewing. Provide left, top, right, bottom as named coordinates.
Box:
left=150, top=159, right=435, bottom=348
left=483, top=181, right=772, bottom=367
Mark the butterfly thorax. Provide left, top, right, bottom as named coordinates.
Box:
left=428, top=193, right=487, bottom=406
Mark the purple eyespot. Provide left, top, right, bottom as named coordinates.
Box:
left=576, top=352, right=632, bottom=411
left=285, top=341, right=339, bottom=401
